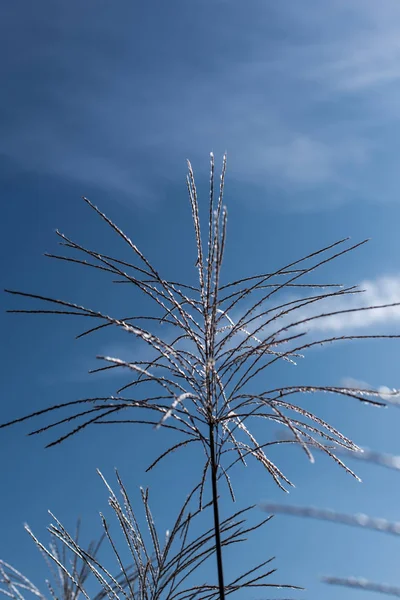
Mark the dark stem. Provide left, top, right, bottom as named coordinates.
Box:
left=209, top=421, right=226, bottom=600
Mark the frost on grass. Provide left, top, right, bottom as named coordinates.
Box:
left=3, top=154, right=400, bottom=499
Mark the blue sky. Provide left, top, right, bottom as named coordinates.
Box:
left=2, top=0, right=400, bottom=598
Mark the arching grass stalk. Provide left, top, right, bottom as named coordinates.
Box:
left=2, top=472, right=299, bottom=600
left=3, top=154, right=400, bottom=597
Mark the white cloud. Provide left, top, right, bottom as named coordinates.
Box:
left=274, top=0, right=400, bottom=90
left=234, top=273, right=400, bottom=348
left=294, top=275, right=400, bottom=333
left=221, top=273, right=400, bottom=355
left=257, top=136, right=368, bottom=186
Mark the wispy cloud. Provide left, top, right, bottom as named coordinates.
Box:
left=2, top=0, right=400, bottom=208
left=308, top=4, right=400, bottom=93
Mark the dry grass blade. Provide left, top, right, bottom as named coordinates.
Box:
left=260, top=504, right=400, bottom=537
left=322, top=576, right=400, bottom=598
left=263, top=480, right=400, bottom=597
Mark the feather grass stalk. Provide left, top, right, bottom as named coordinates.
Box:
left=2, top=472, right=300, bottom=600
left=3, top=154, right=400, bottom=596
